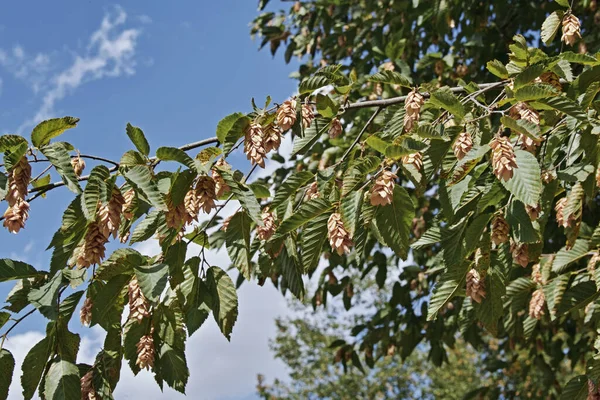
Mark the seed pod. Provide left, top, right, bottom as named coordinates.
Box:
left=263, top=123, right=282, bottom=153
left=98, top=188, right=125, bottom=239
left=369, top=170, right=397, bottom=206
left=490, top=137, right=518, bottom=181
left=562, top=14, right=581, bottom=46
left=71, top=155, right=86, bottom=178
left=6, top=156, right=31, bottom=207
left=329, top=118, right=343, bottom=139
left=537, top=71, right=562, bottom=92
left=165, top=200, right=187, bottom=230
left=529, top=288, right=545, bottom=320
left=453, top=131, right=473, bottom=160
left=80, top=297, right=93, bottom=327
left=327, top=213, right=353, bottom=255
left=402, top=152, right=423, bottom=171
left=466, top=268, right=486, bottom=303
left=301, top=104, right=315, bottom=129
left=256, top=210, right=276, bottom=241
left=276, top=99, right=297, bottom=131
left=511, top=242, right=529, bottom=268
left=128, top=277, right=150, bottom=323
left=76, top=222, right=107, bottom=268
left=2, top=199, right=30, bottom=234
left=305, top=181, right=319, bottom=201
left=404, top=89, right=424, bottom=132
left=136, top=331, right=155, bottom=370
left=531, top=263, right=543, bottom=285
left=196, top=176, right=217, bottom=214
left=122, top=189, right=136, bottom=220
left=526, top=204, right=541, bottom=221
left=80, top=370, right=97, bottom=400
left=184, top=188, right=200, bottom=223
left=212, top=158, right=231, bottom=198
left=244, top=123, right=267, bottom=168
left=491, top=215, right=509, bottom=246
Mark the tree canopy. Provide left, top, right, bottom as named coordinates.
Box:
left=1, top=0, right=600, bottom=398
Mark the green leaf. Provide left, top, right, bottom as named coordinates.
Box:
left=560, top=51, right=599, bottom=65
left=134, top=263, right=169, bottom=305
left=281, top=236, right=305, bottom=299
left=222, top=115, right=250, bottom=154
left=28, top=270, right=66, bottom=320
left=276, top=198, right=333, bottom=236
left=365, top=136, right=390, bottom=154
left=0, top=259, right=42, bottom=282
left=31, top=117, right=79, bottom=148
left=506, top=200, right=541, bottom=243
left=120, top=150, right=147, bottom=167
left=225, top=211, right=252, bottom=281
left=0, top=312, right=9, bottom=330
left=156, top=147, right=196, bottom=170
left=291, top=118, right=327, bottom=156
left=91, top=274, right=130, bottom=327
left=500, top=116, right=541, bottom=140
left=217, top=169, right=262, bottom=225
left=486, top=60, right=508, bottom=79
left=541, top=11, right=563, bottom=45
left=0, top=349, right=15, bottom=400
left=271, top=171, right=314, bottom=211
left=40, top=142, right=82, bottom=194
left=122, top=165, right=167, bottom=211
left=44, top=360, right=81, bottom=400
left=552, top=239, right=590, bottom=273
left=501, top=150, right=542, bottom=207
left=340, top=189, right=363, bottom=238
left=429, top=88, right=465, bottom=121
left=476, top=248, right=507, bottom=335
left=206, top=266, right=238, bottom=340
left=427, top=264, right=469, bottom=320
left=554, top=0, right=570, bottom=6
left=248, top=182, right=271, bottom=199
left=126, top=123, right=150, bottom=156
left=129, top=210, right=161, bottom=244
left=216, top=112, right=244, bottom=144
left=315, top=94, right=339, bottom=118
left=300, top=213, right=329, bottom=273
left=299, top=74, right=331, bottom=94
left=514, top=83, right=559, bottom=101
left=367, top=70, right=412, bottom=87
left=559, top=281, right=600, bottom=315
left=0, top=134, right=27, bottom=153
left=374, top=185, right=414, bottom=259
left=560, top=375, right=588, bottom=400
left=341, top=156, right=380, bottom=195
left=81, top=165, right=109, bottom=221
left=544, top=274, right=570, bottom=320
left=185, top=277, right=211, bottom=337
left=156, top=343, right=189, bottom=393
left=513, top=63, right=547, bottom=89
left=538, top=96, right=588, bottom=120
left=21, top=336, right=52, bottom=400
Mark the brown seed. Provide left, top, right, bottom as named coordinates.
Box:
left=305, top=181, right=319, bottom=201
left=80, top=297, right=93, bottom=327
left=329, top=118, right=343, bottom=139
left=263, top=123, right=282, bottom=153
left=212, top=158, right=231, bottom=198
left=256, top=211, right=276, bottom=241
left=136, top=332, right=155, bottom=370
left=402, top=152, right=423, bottom=171
left=466, top=268, right=486, bottom=303
left=76, top=222, right=107, bottom=268
left=2, top=199, right=30, bottom=233
left=276, top=99, right=297, bottom=131
left=404, top=89, right=424, bottom=132
left=453, top=131, right=473, bottom=160
left=529, top=288, right=545, bottom=320
left=71, top=155, right=86, bottom=178
left=327, top=213, right=353, bottom=255
left=98, top=188, right=125, bottom=239
left=244, top=123, right=267, bottom=168
left=369, top=170, right=397, bottom=206
left=80, top=369, right=97, bottom=400
left=122, top=189, right=136, bottom=220
left=491, top=215, right=510, bottom=246
left=562, top=14, right=581, bottom=46
left=301, top=104, right=315, bottom=129
left=511, top=242, right=529, bottom=268
left=490, top=137, right=518, bottom=182
left=128, top=277, right=150, bottom=323
left=6, top=156, right=31, bottom=207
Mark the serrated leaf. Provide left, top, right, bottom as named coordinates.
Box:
left=28, top=270, right=66, bottom=320
left=365, top=136, right=390, bottom=154
left=44, top=360, right=81, bottom=400
left=217, top=169, right=262, bottom=225
left=514, top=83, right=559, bottom=101
left=541, top=11, right=563, bottom=45
left=486, top=60, right=509, bottom=79
left=429, top=88, right=465, bottom=121
left=367, top=70, right=412, bottom=87
left=281, top=237, right=305, bottom=299
left=248, top=182, right=270, bottom=199
left=156, top=343, right=189, bottom=393
left=552, top=239, right=590, bottom=273
left=501, top=150, right=542, bottom=207
left=427, top=264, right=469, bottom=320
left=555, top=0, right=570, bottom=6
left=225, top=211, right=252, bottom=280
left=31, top=116, right=79, bottom=148
left=514, top=63, right=547, bottom=89
left=122, top=165, right=166, bottom=211
left=544, top=274, right=570, bottom=320
left=276, top=198, right=333, bottom=236
left=222, top=115, right=250, bottom=154
left=291, top=118, right=327, bottom=156
left=91, top=274, right=130, bottom=327
left=156, top=147, right=196, bottom=170
left=134, top=263, right=168, bottom=305
left=506, top=200, right=541, bottom=243
left=126, top=123, right=150, bottom=156
left=271, top=171, right=314, bottom=211
left=299, top=74, right=331, bottom=94
left=341, top=156, right=380, bottom=195
left=538, top=96, right=587, bottom=120
left=561, top=51, right=599, bottom=65
left=129, top=210, right=161, bottom=244
left=0, top=349, right=15, bottom=400
left=315, top=94, right=339, bottom=118
left=476, top=253, right=506, bottom=335
left=206, top=266, right=238, bottom=340
left=374, top=185, right=414, bottom=259
left=0, top=134, right=27, bottom=153
left=300, top=212, right=329, bottom=273
left=216, top=112, right=245, bottom=145
left=81, top=165, right=109, bottom=221
left=558, top=281, right=599, bottom=315
left=40, top=142, right=82, bottom=194
left=119, top=150, right=147, bottom=167
left=501, top=116, right=541, bottom=140
left=0, top=259, right=42, bottom=282
left=560, top=375, right=588, bottom=400
left=340, top=189, right=362, bottom=238
left=21, top=336, right=52, bottom=400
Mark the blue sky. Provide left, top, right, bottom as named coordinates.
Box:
left=0, top=2, right=301, bottom=399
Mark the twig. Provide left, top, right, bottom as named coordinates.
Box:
left=338, top=107, right=382, bottom=164
left=0, top=308, right=36, bottom=348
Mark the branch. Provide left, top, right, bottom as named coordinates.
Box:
left=338, top=107, right=383, bottom=164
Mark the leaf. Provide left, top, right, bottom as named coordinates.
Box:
left=119, top=150, right=147, bottom=167
left=560, top=51, right=599, bottom=65
left=501, top=150, right=542, bottom=207
left=222, top=115, right=250, bottom=154
left=134, top=263, right=169, bottom=305
left=560, top=375, right=588, bottom=400
left=501, top=116, right=541, bottom=140
left=156, top=343, right=189, bottom=393
left=367, top=70, right=412, bottom=87
left=156, top=147, right=196, bottom=170
left=429, top=88, right=466, bottom=121
left=552, top=239, right=590, bottom=273
left=315, top=94, right=339, bottom=118
left=558, top=281, right=599, bottom=315
left=126, top=123, right=150, bottom=156
left=340, top=189, right=362, bottom=238
left=206, top=266, right=238, bottom=340
left=476, top=249, right=507, bottom=335
left=281, top=237, right=305, bottom=299
left=44, top=360, right=81, bottom=400
left=299, top=74, right=331, bottom=94
left=276, top=198, right=333, bottom=236
left=28, top=270, right=66, bottom=320
left=365, top=136, right=390, bottom=154
left=248, top=182, right=271, bottom=199
left=506, top=200, right=541, bottom=243
left=291, top=118, right=327, bottom=156
left=31, top=117, right=79, bottom=148
left=129, top=210, right=161, bottom=244
left=538, top=96, right=588, bottom=120
left=541, top=11, right=564, bottom=45
left=216, top=169, right=262, bottom=225
left=554, top=0, right=570, bottom=6
left=81, top=165, right=109, bottom=221
left=225, top=211, right=252, bottom=281
left=271, top=171, right=314, bottom=211
left=0, top=259, right=42, bottom=282
left=486, top=60, right=509, bottom=79
left=300, top=212, right=329, bottom=273
left=374, top=185, right=414, bottom=259
left=427, top=264, right=469, bottom=320
left=40, top=142, right=82, bottom=194
left=0, top=134, right=27, bottom=153
left=90, top=274, right=130, bottom=327
left=513, top=63, right=547, bottom=89
left=122, top=165, right=167, bottom=211
left=514, top=83, right=559, bottom=101
left=216, top=112, right=244, bottom=145
left=544, top=274, right=570, bottom=320
left=0, top=349, right=15, bottom=400
left=21, top=336, right=52, bottom=400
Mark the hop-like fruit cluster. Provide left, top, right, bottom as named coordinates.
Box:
left=402, top=152, right=423, bottom=171
left=277, top=99, right=297, bottom=131
left=71, top=155, right=86, bottom=178
left=526, top=203, right=541, bottom=221
left=529, top=288, right=545, bottom=320
left=76, top=222, right=107, bottom=268
left=329, top=118, right=343, bottom=139
left=128, top=277, right=150, bottom=323
left=531, top=263, right=544, bottom=285
left=327, top=213, right=353, bottom=255
left=562, top=14, right=581, bottom=46
left=244, top=123, right=267, bottom=168
left=511, top=242, right=529, bottom=268
left=221, top=214, right=233, bottom=232
left=213, top=158, right=231, bottom=198
left=263, top=123, right=282, bottom=153
left=491, top=215, right=510, bottom=246
left=302, top=104, right=315, bottom=129
left=404, top=89, right=424, bottom=132
left=122, top=189, right=136, bottom=220
left=305, top=181, right=319, bottom=201
left=165, top=200, right=187, bottom=230
left=555, top=197, right=572, bottom=228
left=453, top=131, right=473, bottom=160
left=80, top=297, right=93, bottom=327
left=195, top=176, right=217, bottom=214
left=466, top=268, right=486, bottom=303
left=80, top=370, right=97, bottom=400
left=490, top=137, right=518, bottom=181
left=3, top=156, right=32, bottom=233
left=184, top=189, right=200, bottom=223
left=136, top=331, right=155, bottom=370
left=3, top=200, right=30, bottom=234
left=537, top=71, right=562, bottom=92
left=256, top=210, right=276, bottom=241
left=370, top=170, right=397, bottom=206
left=98, top=188, right=125, bottom=239
left=588, top=379, right=600, bottom=400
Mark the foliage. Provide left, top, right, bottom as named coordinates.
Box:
left=0, top=0, right=600, bottom=398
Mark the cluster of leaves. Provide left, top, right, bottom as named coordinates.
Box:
left=0, top=0, right=600, bottom=398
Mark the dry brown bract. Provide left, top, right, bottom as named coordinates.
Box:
left=128, top=277, right=150, bottom=323
left=305, top=181, right=319, bottom=200
left=562, top=14, right=581, bottom=46
left=531, top=263, right=543, bottom=285
left=257, top=211, right=276, bottom=241
left=537, top=71, right=562, bottom=92
left=402, top=152, right=423, bottom=171
left=453, top=131, right=473, bottom=160
left=370, top=170, right=397, bottom=206
left=71, top=155, right=86, bottom=177
left=327, top=213, right=353, bottom=255
left=98, top=188, right=125, bottom=239
left=529, top=288, right=545, bottom=320
left=122, top=189, right=136, bottom=220
left=490, top=137, right=518, bottom=181
left=76, top=222, right=107, bottom=268
left=6, top=156, right=31, bottom=207
left=80, top=297, right=93, bottom=327
left=302, top=104, right=315, bottom=129
left=526, top=203, right=541, bottom=221
left=184, top=188, right=200, bottom=222
left=491, top=215, right=509, bottom=246
left=466, top=268, right=486, bottom=303
left=511, top=242, right=529, bottom=268
left=276, top=99, right=297, bottom=131
left=136, top=332, right=155, bottom=370
left=3, top=199, right=30, bottom=234
left=196, top=176, right=217, bottom=214
left=263, top=123, right=282, bottom=153
left=244, top=123, right=267, bottom=168
left=329, top=118, right=343, bottom=139
left=80, top=370, right=97, bottom=400
left=404, top=89, right=424, bottom=132
left=165, top=200, right=187, bottom=230
left=213, top=158, right=231, bottom=198
left=555, top=197, right=572, bottom=228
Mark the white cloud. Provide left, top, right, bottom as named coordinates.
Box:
left=15, top=6, right=143, bottom=132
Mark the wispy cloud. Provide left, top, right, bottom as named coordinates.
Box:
left=16, top=6, right=143, bottom=133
